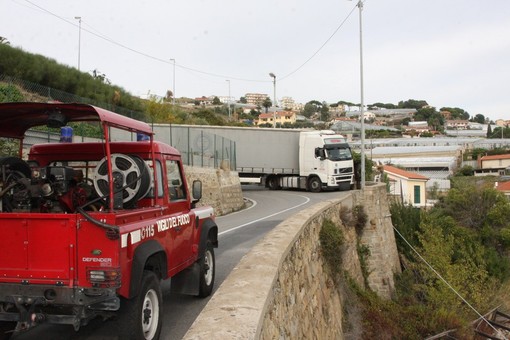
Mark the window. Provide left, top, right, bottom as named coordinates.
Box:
left=147, top=160, right=163, bottom=198
left=414, top=185, right=421, bottom=204
left=166, top=160, right=186, bottom=201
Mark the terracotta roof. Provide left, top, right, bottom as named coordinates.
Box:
left=496, top=181, right=510, bottom=192
left=480, top=154, right=510, bottom=161
left=383, top=165, right=429, bottom=180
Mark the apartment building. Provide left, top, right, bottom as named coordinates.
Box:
left=245, top=93, right=269, bottom=106
left=256, top=111, right=297, bottom=126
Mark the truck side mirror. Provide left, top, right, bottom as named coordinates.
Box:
left=192, top=180, right=202, bottom=202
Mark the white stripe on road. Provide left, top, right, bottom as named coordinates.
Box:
left=218, top=195, right=310, bottom=236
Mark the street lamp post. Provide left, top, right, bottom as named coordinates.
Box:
left=269, top=72, right=277, bottom=128
left=74, top=16, right=82, bottom=71
left=226, top=79, right=231, bottom=117
left=170, top=59, right=176, bottom=105
left=356, top=1, right=366, bottom=190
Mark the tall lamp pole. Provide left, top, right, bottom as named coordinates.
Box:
left=74, top=16, right=82, bottom=71
left=269, top=72, right=277, bottom=128
left=226, top=79, right=231, bottom=117
left=170, top=59, right=176, bottom=105
left=356, top=1, right=366, bottom=190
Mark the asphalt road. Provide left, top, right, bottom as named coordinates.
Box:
left=12, top=186, right=348, bottom=340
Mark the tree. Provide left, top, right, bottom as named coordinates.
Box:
left=320, top=101, right=330, bottom=122
left=239, top=96, right=247, bottom=104
left=145, top=95, right=180, bottom=123
left=471, top=113, right=485, bottom=124
left=302, top=101, right=318, bottom=118
left=0, top=36, right=9, bottom=45
left=486, top=123, right=492, bottom=138
left=413, top=106, right=444, bottom=131
left=440, top=107, right=469, bottom=120
left=337, top=100, right=356, bottom=109
left=407, top=215, right=497, bottom=313
left=427, top=112, right=444, bottom=131
left=262, top=97, right=272, bottom=113
left=454, top=165, right=474, bottom=176
left=414, top=106, right=436, bottom=121
left=488, top=126, right=510, bottom=139
left=398, top=99, right=428, bottom=109
left=352, top=151, right=374, bottom=187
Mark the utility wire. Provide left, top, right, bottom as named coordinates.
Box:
left=21, top=0, right=359, bottom=85
left=279, top=2, right=359, bottom=82
left=392, top=226, right=506, bottom=339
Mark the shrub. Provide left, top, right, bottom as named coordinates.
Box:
left=319, top=219, right=344, bottom=281
left=352, top=204, right=368, bottom=236
left=0, top=83, right=24, bottom=102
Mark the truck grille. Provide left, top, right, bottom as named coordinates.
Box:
left=334, top=167, right=353, bottom=175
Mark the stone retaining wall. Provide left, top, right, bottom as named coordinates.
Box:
left=184, top=165, right=245, bottom=216
left=184, top=184, right=400, bottom=339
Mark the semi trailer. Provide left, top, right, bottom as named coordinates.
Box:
left=147, top=125, right=354, bottom=192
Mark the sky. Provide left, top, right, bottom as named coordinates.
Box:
left=1, top=0, right=509, bottom=121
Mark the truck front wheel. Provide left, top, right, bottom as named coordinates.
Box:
left=198, top=240, right=215, bottom=297
left=308, top=177, right=322, bottom=193
left=117, top=271, right=162, bottom=340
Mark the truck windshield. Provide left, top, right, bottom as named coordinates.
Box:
left=325, top=147, right=352, bottom=161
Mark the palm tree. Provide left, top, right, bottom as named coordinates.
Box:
left=262, top=97, right=272, bottom=113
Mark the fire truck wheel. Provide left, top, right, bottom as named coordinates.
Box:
left=117, top=271, right=162, bottom=340
left=0, top=321, right=15, bottom=339
left=198, top=240, right=215, bottom=297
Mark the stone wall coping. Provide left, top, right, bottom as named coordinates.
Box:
left=183, top=196, right=348, bottom=339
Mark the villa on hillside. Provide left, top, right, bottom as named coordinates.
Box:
left=256, top=111, right=296, bottom=126
left=382, top=165, right=429, bottom=208
left=475, top=154, right=510, bottom=176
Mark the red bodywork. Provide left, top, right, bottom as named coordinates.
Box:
left=0, top=103, right=216, bottom=333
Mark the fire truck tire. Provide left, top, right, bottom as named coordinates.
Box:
left=0, top=321, right=15, bottom=339
left=117, top=271, right=162, bottom=340
left=198, top=240, right=215, bottom=297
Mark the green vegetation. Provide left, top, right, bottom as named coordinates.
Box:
left=352, top=152, right=374, bottom=186
left=0, top=83, right=24, bottom=102
left=352, top=204, right=368, bottom=236
left=0, top=44, right=251, bottom=128
left=319, top=219, right=345, bottom=283
left=354, top=180, right=510, bottom=338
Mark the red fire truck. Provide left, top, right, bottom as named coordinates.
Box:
left=0, top=103, right=218, bottom=339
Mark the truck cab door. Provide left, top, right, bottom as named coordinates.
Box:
left=165, top=160, right=194, bottom=270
